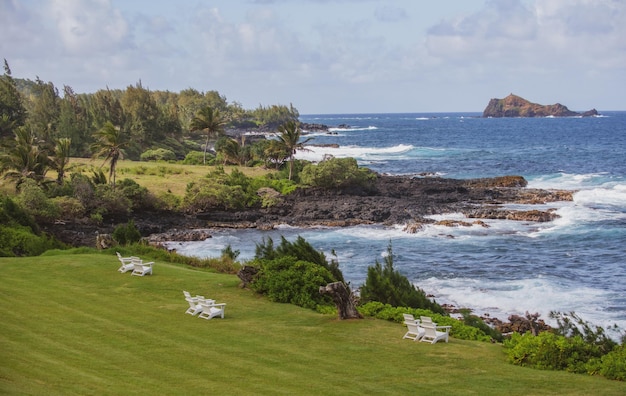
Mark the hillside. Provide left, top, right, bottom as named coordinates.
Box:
left=1, top=254, right=624, bottom=394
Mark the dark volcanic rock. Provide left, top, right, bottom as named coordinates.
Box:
left=43, top=174, right=575, bottom=248
left=483, top=94, right=597, bottom=118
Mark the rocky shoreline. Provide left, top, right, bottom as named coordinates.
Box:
left=44, top=173, right=573, bottom=248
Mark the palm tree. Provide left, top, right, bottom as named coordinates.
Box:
left=0, top=128, right=49, bottom=189
left=189, top=106, right=226, bottom=165
left=90, top=121, right=127, bottom=189
left=276, top=121, right=312, bottom=180
left=50, top=137, right=72, bottom=184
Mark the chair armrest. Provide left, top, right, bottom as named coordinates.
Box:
left=436, top=325, right=452, bottom=332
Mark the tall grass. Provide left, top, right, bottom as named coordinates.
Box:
left=1, top=254, right=624, bottom=395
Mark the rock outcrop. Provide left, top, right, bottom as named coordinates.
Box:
left=482, top=94, right=598, bottom=118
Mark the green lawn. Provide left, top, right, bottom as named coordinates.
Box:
left=1, top=254, right=624, bottom=395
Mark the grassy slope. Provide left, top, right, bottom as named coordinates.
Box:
left=1, top=255, right=624, bottom=395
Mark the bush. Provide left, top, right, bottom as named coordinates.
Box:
left=117, top=178, right=149, bottom=210
left=359, top=242, right=445, bottom=313
left=504, top=331, right=605, bottom=373
left=588, top=345, right=626, bottom=381
left=249, top=236, right=344, bottom=311
left=51, top=196, right=85, bottom=219
left=182, top=151, right=212, bottom=165
left=300, top=157, right=376, bottom=190
left=181, top=167, right=257, bottom=212
left=15, top=180, right=60, bottom=223
left=251, top=256, right=335, bottom=310
left=140, top=148, right=177, bottom=162
left=112, top=220, right=142, bottom=246
left=0, top=224, right=64, bottom=257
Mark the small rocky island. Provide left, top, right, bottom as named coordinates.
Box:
left=482, top=94, right=598, bottom=118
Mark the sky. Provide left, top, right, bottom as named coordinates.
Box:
left=1, top=0, right=625, bottom=114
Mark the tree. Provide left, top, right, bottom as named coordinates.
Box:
left=360, top=242, right=445, bottom=313
left=276, top=120, right=312, bottom=180
left=0, top=128, right=49, bottom=189
left=90, top=121, right=128, bottom=189
left=189, top=106, right=225, bottom=165
left=50, top=138, right=71, bottom=184
left=0, top=60, right=27, bottom=140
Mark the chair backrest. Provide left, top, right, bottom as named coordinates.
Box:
left=183, top=291, right=192, bottom=299
left=404, top=320, right=420, bottom=333
left=186, top=297, right=199, bottom=308
left=420, top=316, right=434, bottom=324
left=420, top=323, right=437, bottom=337
left=403, top=313, right=416, bottom=322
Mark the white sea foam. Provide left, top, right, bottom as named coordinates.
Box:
left=418, top=277, right=626, bottom=332
left=328, top=126, right=378, bottom=132
left=295, top=144, right=414, bottom=162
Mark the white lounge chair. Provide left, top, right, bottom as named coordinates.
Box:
left=403, top=313, right=417, bottom=323
left=419, top=323, right=451, bottom=344
left=183, top=291, right=215, bottom=305
left=117, top=252, right=139, bottom=273
left=197, top=301, right=226, bottom=320
left=185, top=297, right=204, bottom=316
left=130, top=259, right=154, bottom=276
left=403, top=320, right=425, bottom=341
left=420, top=316, right=436, bottom=326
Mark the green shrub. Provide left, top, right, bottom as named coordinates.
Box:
left=249, top=236, right=344, bottom=311
left=504, top=331, right=605, bottom=373
left=587, top=344, right=626, bottom=381
left=251, top=256, right=335, bottom=310
left=140, top=148, right=177, bottom=162
left=15, top=180, right=60, bottom=223
left=300, top=157, right=376, bottom=190
left=0, top=224, right=63, bottom=257
left=182, top=151, right=210, bottom=165
left=117, top=178, right=149, bottom=210
left=0, top=195, right=38, bottom=231
left=93, top=185, right=132, bottom=217
left=181, top=167, right=258, bottom=212
left=359, top=242, right=445, bottom=313
left=112, top=220, right=141, bottom=246
left=51, top=196, right=85, bottom=219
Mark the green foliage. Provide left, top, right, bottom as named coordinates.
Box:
left=360, top=242, right=445, bottom=313
left=587, top=345, right=626, bottom=381
left=0, top=194, right=38, bottom=231
left=112, top=219, right=141, bottom=246
left=255, top=236, right=344, bottom=283
left=51, top=196, right=85, bottom=219
left=250, top=236, right=343, bottom=311
left=550, top=311, right=618, bottom=354
left=15, top=179, right=60, bottom=223
left=0, top=224, right=63, bottom=257
left=182, top=167, right=259, bottom=212
left=140, top=148, right=176, bottom=162
left=221, top=244, right=240, bottom=260
left=300, top=157, right=376, bottom=190
left=504, top=331, right=605, bottom=373
left=93, top=184, right=132, bottom=217
left=251, top=256, right=335, bottom=310
left=116, top=178, right=149, bottom=210
left=182, top=151, right=209, bottom=165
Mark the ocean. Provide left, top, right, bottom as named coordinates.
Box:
left=169, top=112, right=626, bottom=334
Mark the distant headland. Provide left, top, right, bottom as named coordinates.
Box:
left=482, top=94, right=598, bottom=118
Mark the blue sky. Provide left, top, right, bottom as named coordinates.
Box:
left=1, top=0, right=624, bottom=113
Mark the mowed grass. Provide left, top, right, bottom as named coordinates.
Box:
left=1, top=255, right=625, bottom=395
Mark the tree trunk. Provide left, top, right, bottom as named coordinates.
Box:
left=319, top=282, right=362, bottom=320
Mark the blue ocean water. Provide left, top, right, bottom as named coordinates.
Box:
left=171, top=112, right=626, bottom=333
